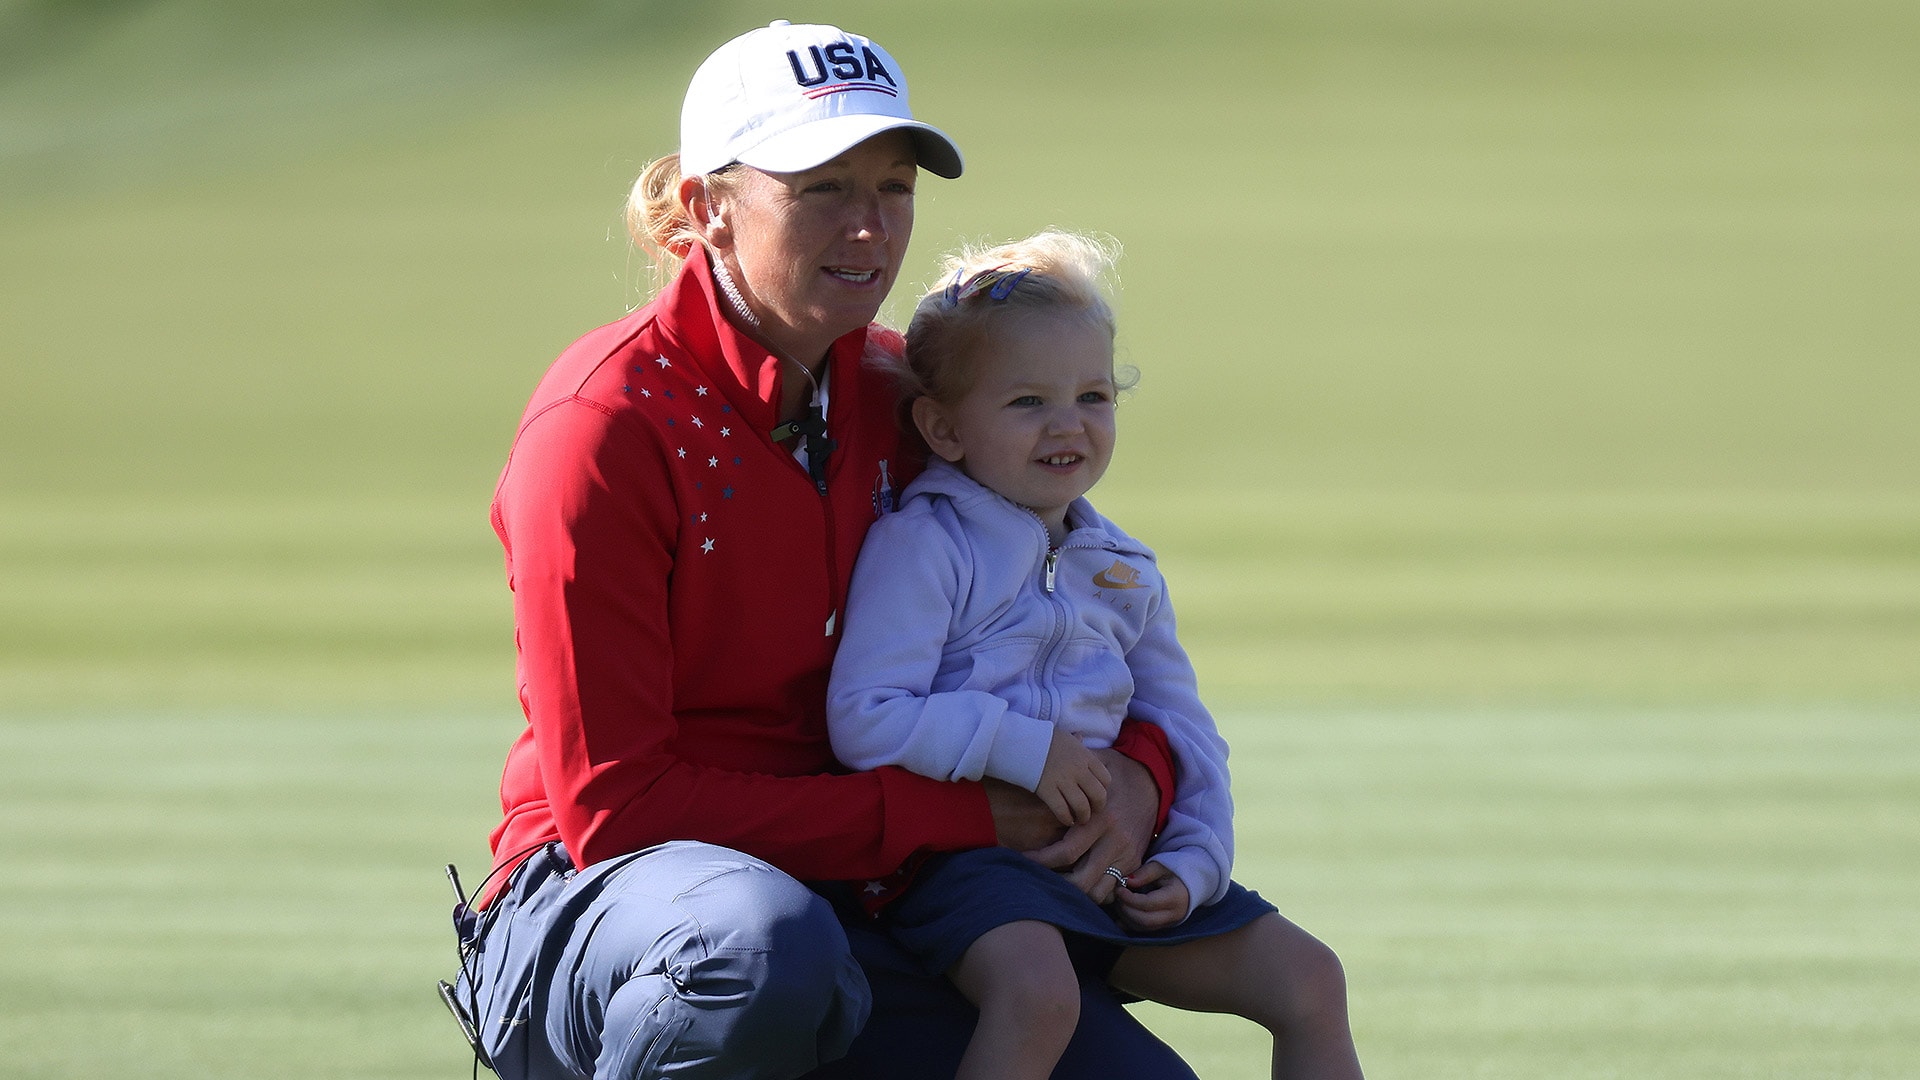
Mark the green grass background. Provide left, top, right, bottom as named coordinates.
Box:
left=3, top=0, right=1916, bottom=1077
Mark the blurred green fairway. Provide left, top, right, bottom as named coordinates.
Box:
left=3, top=1, right=1917, bottom=1077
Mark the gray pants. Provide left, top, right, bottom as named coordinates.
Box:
left=460, top=841, right=870, bottom=1080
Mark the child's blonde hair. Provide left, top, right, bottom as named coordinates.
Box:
left=898, top=230, right=1132, bottom=411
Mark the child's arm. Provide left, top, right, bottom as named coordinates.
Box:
left=827, top=511, right=1063, bottom=796
left=1122, top=572, right=1236, bottom=922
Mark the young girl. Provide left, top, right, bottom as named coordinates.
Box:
left=827, top=231, right=1365, bottom=1079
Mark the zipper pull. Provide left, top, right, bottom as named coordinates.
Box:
left=1044, top=548, right=1058, bottom=593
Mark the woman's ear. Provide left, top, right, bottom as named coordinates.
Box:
left=911, top=396, right=965, bottom=463
left=680, top=176, right=728, bottom=248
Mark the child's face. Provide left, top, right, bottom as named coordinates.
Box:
left=915, top=312, right=1117, bottom=535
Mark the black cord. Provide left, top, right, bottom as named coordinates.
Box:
left=442, top=842, right=553, bottom=1076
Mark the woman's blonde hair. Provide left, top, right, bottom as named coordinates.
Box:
left=896, top=229, right=1131, bottom=412
left=624, top=154, right=745, bottom=293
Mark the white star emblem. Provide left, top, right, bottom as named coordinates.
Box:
left=691, top=416, right=704, bottom=428
left=655, top=356, right=671, bottom=368
left=695, top=385, right=709, bottom=396
left=701, top=538, right=715, bottom=553
left=640, top=388, right=652, bottom=398
left=699, top=512, right=708, bottom=522
left=676, top=447, right=686, bottom=459
left=719, top=427, right=731, bottom=437
left=708, top=456, right=719, bottom=468
left=863, top=880, right=886, bottom=895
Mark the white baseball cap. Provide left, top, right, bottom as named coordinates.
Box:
left=679, top=20, right=963, bottom=179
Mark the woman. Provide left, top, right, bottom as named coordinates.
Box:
left=453, top=21, right=1208, bottom=1080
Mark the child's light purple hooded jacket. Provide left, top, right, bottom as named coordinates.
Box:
left=827, top=459, right=1235, bottom=916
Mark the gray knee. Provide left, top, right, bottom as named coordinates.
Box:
left=663, top=869, right=869, bottom=1075
left=729, top=876, right=868, bottom=1043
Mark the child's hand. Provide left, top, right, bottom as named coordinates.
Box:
left=1111, top=861, right=1190, bottom=932
left=1035, top=727, right=1111, bottom=827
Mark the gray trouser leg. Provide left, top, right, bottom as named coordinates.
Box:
left=467, top=841, right=870, bottom=1080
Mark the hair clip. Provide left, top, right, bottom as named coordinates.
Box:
left=944, top=264, right=1033, bottom=306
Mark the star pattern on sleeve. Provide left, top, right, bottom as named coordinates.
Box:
left=624, top=349, right=753, bottom=553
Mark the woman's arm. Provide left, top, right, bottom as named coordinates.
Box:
left=495, top=400, right=994, bottom=880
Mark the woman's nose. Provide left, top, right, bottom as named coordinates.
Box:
left=851, top=196, right=888, bottom=240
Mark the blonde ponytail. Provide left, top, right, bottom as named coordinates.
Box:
left=624, top=154, right=748, bottom=296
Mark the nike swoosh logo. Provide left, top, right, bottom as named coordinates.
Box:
left=1092, top=560, right=1145, bottom=590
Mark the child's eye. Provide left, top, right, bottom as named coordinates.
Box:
left=1078, top=391, right=1112, bottom=404
left=1009, top=395, right=1043, bottom=407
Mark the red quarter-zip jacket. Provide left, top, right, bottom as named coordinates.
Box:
left=485, top=246, right=1171, bottom=897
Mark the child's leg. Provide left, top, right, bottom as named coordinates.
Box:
left=1107, top=912, right=1363, bottom=1080
left=948, top=920, right=1081, bottom=1080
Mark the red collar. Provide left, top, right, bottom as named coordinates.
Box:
left=653, top=244, right=873, bottom=439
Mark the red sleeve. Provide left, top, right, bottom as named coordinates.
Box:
left=1113, top=718, right=1176, bottom=836
left=494, top=398, right=994, bottom=880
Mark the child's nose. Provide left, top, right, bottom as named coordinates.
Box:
left=1044, top=407, right=1083, bottom=434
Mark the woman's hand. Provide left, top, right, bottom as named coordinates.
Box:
left=1024, top=747, right=1159, bottom=903
left=1035, top=728, right=1111, bottom=827
left=985, top=778, right=1066, bottom=852
left=1110, top=860, right=1189, bottom=932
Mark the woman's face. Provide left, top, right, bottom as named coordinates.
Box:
left=706, top=131, right=917, bottom=364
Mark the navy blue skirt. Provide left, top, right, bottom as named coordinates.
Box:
left=881, top=847, right=1276, bottom=979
